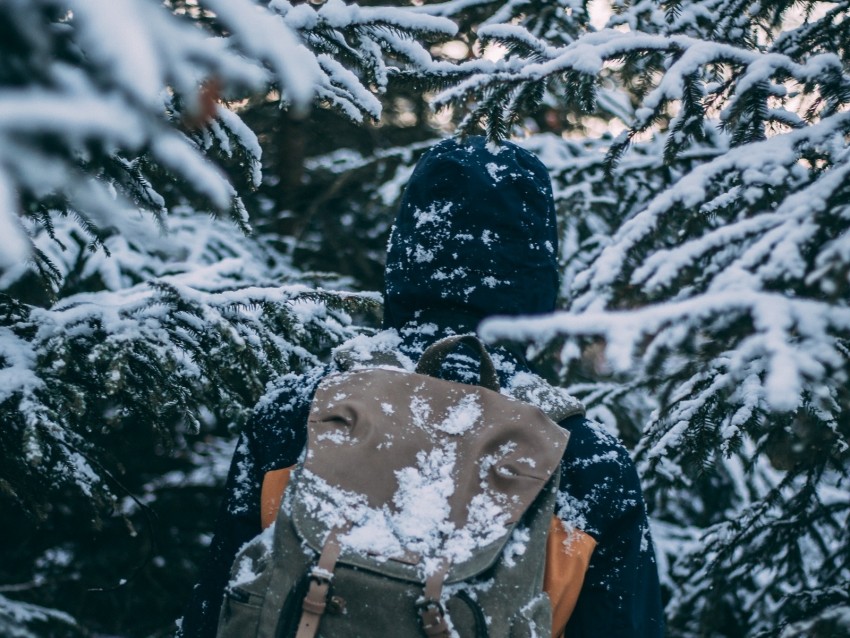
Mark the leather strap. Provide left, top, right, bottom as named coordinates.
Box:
left=295, top=532, right=343, bottom=638
left=416, top=559, right=451, bottom=638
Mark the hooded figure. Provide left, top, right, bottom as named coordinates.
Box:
left=384, top=136, right=559, bottom=329
left=180, top=138, right=664, bottom=638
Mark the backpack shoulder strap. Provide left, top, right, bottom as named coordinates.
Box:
left=331, top=331, right=414, bottom=372
left=505, top=372, right=585, bottom=424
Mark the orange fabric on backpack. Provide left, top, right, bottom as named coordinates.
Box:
left=261, top=467, right=293, bottom=529
left=544, top=516, right=596, bottom=638
left=260, top=470, right=595, bottom=637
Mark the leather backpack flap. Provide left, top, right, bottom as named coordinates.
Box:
left=290, top=367, right=569, bottom=583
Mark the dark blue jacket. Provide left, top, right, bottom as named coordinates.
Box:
left=180, top=137, right=664, bottom=637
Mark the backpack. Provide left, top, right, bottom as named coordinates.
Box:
left=217, top=335, right=573, bottom=638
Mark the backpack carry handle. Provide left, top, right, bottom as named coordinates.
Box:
left=415, top=335, right=500, bottom=392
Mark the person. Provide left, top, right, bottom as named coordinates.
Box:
left=179, top=136, right=665, bottom=637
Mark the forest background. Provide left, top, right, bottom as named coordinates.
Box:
left=0, top=1, right=848, bottom=636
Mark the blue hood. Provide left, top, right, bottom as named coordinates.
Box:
left=383, top=136, right=559, bottom=329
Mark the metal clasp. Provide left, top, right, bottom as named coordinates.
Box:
left=416, top=598, right=449, bottom=637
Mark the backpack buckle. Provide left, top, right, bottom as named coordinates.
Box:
left=302, top=566, right=334, bottom=615
left=295, top=533, right=344, bottom=638
left=308, top=566, right=334, bottom=586
left=415, top=598, right=443, bottom=613
left=416, top=598, right=449, bottom=637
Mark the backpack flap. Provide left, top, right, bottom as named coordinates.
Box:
left=290, top=366, right=569, bottom=585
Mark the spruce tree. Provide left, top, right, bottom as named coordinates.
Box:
left=442, top=2, right=850, bottom=636
left=0, top=1, right=454, bottom=635
left=3, top=1, right=848, bottom=636
left=250, top=2, right=850, bottom=631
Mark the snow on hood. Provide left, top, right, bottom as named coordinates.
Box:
left=383, top=136, right=559, bottom=329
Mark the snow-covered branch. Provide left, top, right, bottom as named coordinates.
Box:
left=0, top=0, right=458, bottom=276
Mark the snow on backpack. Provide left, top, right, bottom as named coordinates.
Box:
left=217, top=335, right=574, bottom=638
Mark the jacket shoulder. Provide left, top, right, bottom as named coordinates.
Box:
left=248, top=366, right=327, bottom=472
left=557, top=415, right=644, bottom=540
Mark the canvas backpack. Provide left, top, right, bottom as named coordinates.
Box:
left=216, top=335, right=579, bottom=638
